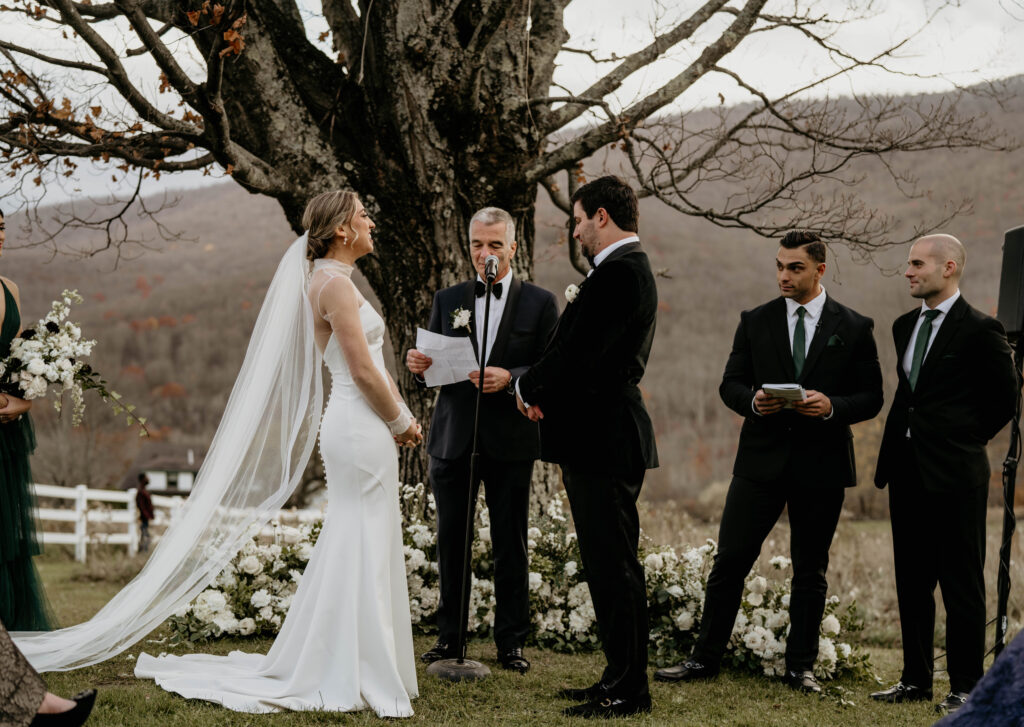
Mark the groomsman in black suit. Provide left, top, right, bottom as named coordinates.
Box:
left=516, top=176, right=659, bottom=718
left=871, top=234, right=1017, bottom=716
left=655, top=231, right=883, bottom=694
left=406, top=207, right=558, bottom=673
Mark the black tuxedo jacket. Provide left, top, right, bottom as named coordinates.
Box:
left=874, top=296, right=1016, bottom=491
left=719, top=295, right=884, bottom=487
left=518, top=243, right=659, bottom=479
left=424, top=276, right=558, bottom=462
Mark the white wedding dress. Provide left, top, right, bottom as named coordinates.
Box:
left=135, top=258, right=418, bottom=717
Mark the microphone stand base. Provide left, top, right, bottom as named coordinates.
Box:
left=427, top=658, right=491, bottom=682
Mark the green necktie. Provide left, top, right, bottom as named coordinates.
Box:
left=792, top=306, right=807, bottom=378
left=909, top=309, right=941, bottom=391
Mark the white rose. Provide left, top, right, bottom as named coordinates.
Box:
left=238, top=555, right=262, bottom=575
left=238, top=617, right=256, bottom=635
left=528, top=571, right=543, bottom=591
left=565, top=284, right=580, bottom=303
left=258, top=605, right=274, bottom=621
left=837, top=642, right=852, bottom=659
left=769, top=555, right=791, bottom=570
left=746, top=592, right=764, bottom=607
left=821, top=614, right=841, bottom=636
left=747, top=576, right=768, bottom=595
left=250, top=589, right=272, bottom=608
left=666, top=584, right=684, bottom=599
left=644, top=553, right=664, bottom=571
left=26, top=358, right=47, bottom=376
left=479, top=526, right=491, bottom=543
left=674, top=610, right=694, bottom=631
left=280, top=526, right=302, bottom=544
left=297, top=542, right=314, bottom=561
left=527, top=527, right=542, bottom=541
left=564, top=561, right=578, bottom=577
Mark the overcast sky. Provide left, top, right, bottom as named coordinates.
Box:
left=2, top=0, right=1022, bottom=205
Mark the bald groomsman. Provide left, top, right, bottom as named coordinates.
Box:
left=872, top=234, right=1017, bottom=716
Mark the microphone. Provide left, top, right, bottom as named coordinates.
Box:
left=484, top=255, right=499, bottom=282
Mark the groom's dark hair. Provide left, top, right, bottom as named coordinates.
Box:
left=571, top=176, right=639, bottom=233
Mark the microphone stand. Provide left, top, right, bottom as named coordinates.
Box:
left=428, top=267, right=496, bottom=682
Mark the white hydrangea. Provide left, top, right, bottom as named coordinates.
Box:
left=821, top=614, right=841, bottom=636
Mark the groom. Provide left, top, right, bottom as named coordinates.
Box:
left=406, top=207, right=558, bottom=673
left=516, top=176, right=659, bottom=718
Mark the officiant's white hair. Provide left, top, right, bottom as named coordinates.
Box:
left=469, top=207, right=515, bottom=245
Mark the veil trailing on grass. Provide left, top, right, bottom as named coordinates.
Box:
left=14, top=234, right=324, bottom=671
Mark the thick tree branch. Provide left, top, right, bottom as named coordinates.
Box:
left=539, top=0, right=730, bottom=134
left=528, top=0, right=768, bottom=184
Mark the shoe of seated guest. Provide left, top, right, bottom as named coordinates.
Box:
left=30, top=689, right=97, bottom=727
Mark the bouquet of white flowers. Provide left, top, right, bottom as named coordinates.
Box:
left=0, top=289, right=148, bottom=433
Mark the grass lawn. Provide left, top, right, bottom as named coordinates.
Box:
left=33, top=559, right=949, bottom=727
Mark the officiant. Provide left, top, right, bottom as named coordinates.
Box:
left=655, top=231, right=883, bottom=694
left=405, top=207, right=557, bottom=673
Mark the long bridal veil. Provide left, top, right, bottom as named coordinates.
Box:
left=14, top=235, right=324, bottom=671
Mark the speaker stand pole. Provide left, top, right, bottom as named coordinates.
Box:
left=995, top=313, right=1024, bottom=657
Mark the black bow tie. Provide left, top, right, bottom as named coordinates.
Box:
left=475, top=280, right=503, bottom=299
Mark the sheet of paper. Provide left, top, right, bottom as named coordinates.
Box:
left=416, top=328, right=478, bottom=387
left=762, top=383, right=806, bottom=408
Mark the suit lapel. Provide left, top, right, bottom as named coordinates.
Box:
left=488, top=276, right=521, bottom=365
left=893, top=310, right=917, bottom=386
left=461, top=281, right=479, bottom=359
left=769, top=298, right=797, bottom=381
left=798, top=297, right=840, bottom=382
left=915, top=295, right=968, bottom=390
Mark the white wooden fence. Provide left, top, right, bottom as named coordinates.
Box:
left=31, top=484, right=184, bottom=563
left=31, top=483, right=324, bottom=564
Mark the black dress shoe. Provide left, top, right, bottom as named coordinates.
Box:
left=784, top=670, right=821, bottom=694
left=419, top=639, right=455, bottom=664
left=653, top=659, right=719, bottom=682
left=869, top=681, right=933, bottom=703
left=30, top=689, right=97, bottom=727
left=497, top=647, right=530, bottom=673
left=563, top=694, right=652, bottom=718
left=935, top=691, right=969, bottom=715
left=558, top=682, right=609, bottom=702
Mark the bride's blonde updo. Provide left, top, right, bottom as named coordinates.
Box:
left=302, top=190, right=359, bottom=260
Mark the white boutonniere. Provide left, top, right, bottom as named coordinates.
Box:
left=450, top=307, right=472, bottom=332
left=564, top=283, right=580, bottom=303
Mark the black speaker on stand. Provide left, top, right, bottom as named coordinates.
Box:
left=995, top=225, right=1024, bottom=656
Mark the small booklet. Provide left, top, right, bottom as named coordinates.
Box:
left=762, top=383, right=806, bottom=408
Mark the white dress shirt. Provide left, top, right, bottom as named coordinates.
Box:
left=592, top=235, right=640, bottom=269
left=785, top=286, right=827, bottom=356
left=901, top=289, right=960, bottom=379
left=474, top=268, right=511, bottom=364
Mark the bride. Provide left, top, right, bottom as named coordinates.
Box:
left=16, top=191, right=423, bottom=718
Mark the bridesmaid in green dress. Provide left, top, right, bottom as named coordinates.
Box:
left=0, top=208, right=56, bottom=632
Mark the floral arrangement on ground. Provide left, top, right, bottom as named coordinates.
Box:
left=167, top=483, right=870, bottom=680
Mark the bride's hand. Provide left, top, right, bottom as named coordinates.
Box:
left=395, top=420, right=423, bottom=448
